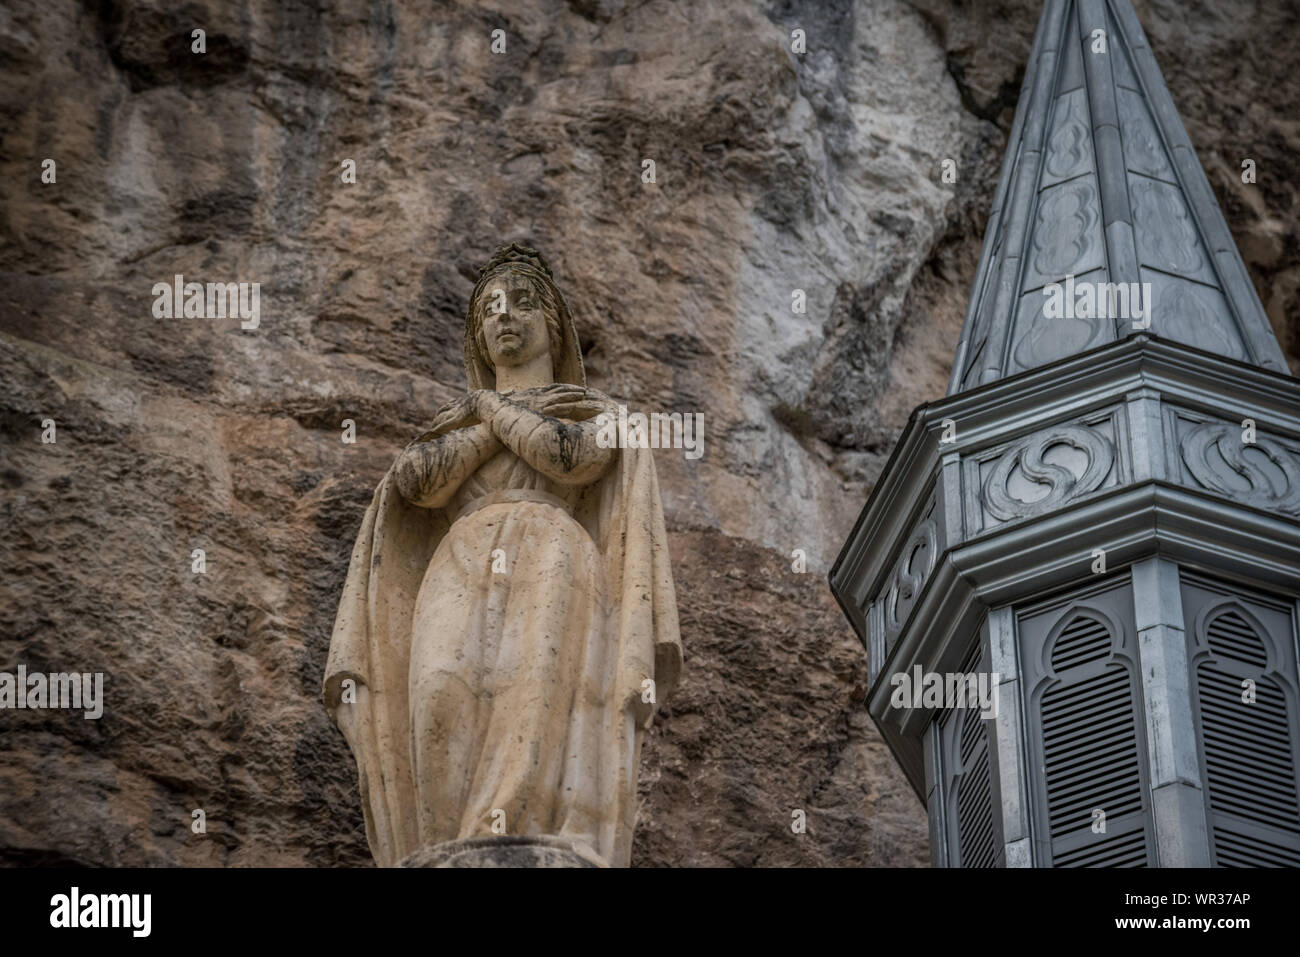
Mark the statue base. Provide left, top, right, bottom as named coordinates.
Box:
left=398, top=835, right=608, bottom=868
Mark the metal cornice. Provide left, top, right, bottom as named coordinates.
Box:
left=829, top=336, right=1300, bottom=650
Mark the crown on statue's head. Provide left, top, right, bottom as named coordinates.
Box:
left=478, top=242, right=554, bottom=281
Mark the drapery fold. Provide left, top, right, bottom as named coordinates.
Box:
left=324, top=429, right=680, bottom=867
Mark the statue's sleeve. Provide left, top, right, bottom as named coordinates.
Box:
left=392, top=424, right=499, bottom=509
left=487, top=402, right=616, bottom=486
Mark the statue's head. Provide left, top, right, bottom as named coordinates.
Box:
left=464, top=243, right=585, bottom=389
left=470, top=264, right=563, bottom=378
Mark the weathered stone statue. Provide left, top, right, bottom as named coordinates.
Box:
left=323, top=243, right=682, bottom=867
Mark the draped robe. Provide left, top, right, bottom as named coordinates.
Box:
left=323, top=389, right=681, bottom=867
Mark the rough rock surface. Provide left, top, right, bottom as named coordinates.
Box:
left=0, top=0, right=1294, bottom=867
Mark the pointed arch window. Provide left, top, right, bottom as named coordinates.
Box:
left=1024, top=603, right=1153, bottom=866
left=939, top=642, right=1001, bottom=867
left=1190, top=601, right=1300, bottom=866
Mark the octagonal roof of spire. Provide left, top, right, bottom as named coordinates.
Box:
left=947, top=0, right=1288, bottom=395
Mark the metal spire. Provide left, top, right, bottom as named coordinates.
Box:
left=948, top=0, right=1287, bottom=394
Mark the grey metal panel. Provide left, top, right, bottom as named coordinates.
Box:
left=1211, top=248, right=1288, bottom=373
left=1142, top=270, right=1245, bottom=362
left=924, top=719, right=947, bottom=868
left=1005, top=837, right=1033, bottom=868
left=1123, top=387, right=1164, bottom=483
left=988, top=610, right=1034, bottom=854
left=984, top=611, right=1031, bottom=852
left=939, top=451, right=964, bottom=552
left=1104, top=219, right=1140, bottom=316
left=1151, top=782, right=1211, bottom=867
left=1131, top=557, right=1210, bottom=865
left=1131, top=558, right=1199, bottom=785
left=1039, top=90, right=1093, bottom=191
left=994, top=676, right=1029, bottom=847
left=867, top=600, right=885, bottom=689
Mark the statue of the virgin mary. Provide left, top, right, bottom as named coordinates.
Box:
left=323, top=243, right=682, bottom=867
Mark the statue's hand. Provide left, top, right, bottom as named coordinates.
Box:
left=540, top=389, right=617, bottom=422
left=507, top=384, right=607, bottom=420
left=426, top=394, right=479, bottom=436
left=467, top=388, right=506, bottom=421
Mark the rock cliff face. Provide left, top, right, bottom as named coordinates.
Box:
left=0, top=0, right=1294, bottom=866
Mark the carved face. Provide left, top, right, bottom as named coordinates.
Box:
left=475, top=272, right=557, bottom=375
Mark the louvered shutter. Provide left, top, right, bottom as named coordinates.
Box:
left=940, top=642, right=1001, bottom=867
left=1019, top=581, right=1154, bottom=867
left=1188, top=600, right=1300, bottom=867
left=955, top=707, right=997, bottom=867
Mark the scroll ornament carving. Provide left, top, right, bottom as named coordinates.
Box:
left=1160, top=284, right=1242, bottom=360
left=1181, top=421, right=1300, bottom=515
left=1013, top=304, right=1105, bottom=370
left=1132, top=179, right=1202, bottom=275
left=882, top=517, right=939, bottom=639
left=982, top=425, right=1115, bottom=522
left=1032, top=181, right=1097, bottom=278
left=1046, top=95, right=1090, bottom=181
left=1121, top=106, right=1171, bottom=180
